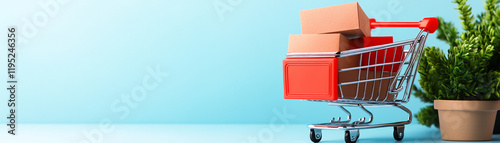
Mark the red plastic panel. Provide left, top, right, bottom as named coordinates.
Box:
left=283, top=58, right=338, bottom=100
left=355, top=37, right=404, bottom=72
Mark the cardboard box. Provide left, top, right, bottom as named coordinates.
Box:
left=300, top=2, right=371, bottom=37
left=283, top=57, right=396, bottom=101
left=288, top=34, right=351, bottom=53
left=288, top=34, right=360, bottom=69
left=351, top=36, right=404, bottom=72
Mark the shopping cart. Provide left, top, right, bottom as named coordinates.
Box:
left=284, top=18, right=438, bottom=143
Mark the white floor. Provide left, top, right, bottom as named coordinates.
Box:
left=1, top=124, right=499, bottom=143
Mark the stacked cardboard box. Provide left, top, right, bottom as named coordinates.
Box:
left=283, top=2, right=402, bottom=101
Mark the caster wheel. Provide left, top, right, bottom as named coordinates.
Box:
left=344, top=130, right=359, bottom=143
left=310, top=129, right=322, bottom=142
left=393, top=126, right=404, bottom=141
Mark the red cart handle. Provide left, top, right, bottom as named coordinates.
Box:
left=369, top=17, right=439, bottom=33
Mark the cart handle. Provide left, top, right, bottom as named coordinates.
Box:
left=369, top=17, right=439, bottom=33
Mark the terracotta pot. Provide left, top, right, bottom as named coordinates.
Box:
left=434, top=100, right=500, bottom=141
left=495, top=111, right=500, bottom=134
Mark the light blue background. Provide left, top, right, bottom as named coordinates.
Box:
left=0, top=0, right=485, bottom=124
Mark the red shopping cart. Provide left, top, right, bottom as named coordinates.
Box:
left=283, top=18, right=438, bottom=143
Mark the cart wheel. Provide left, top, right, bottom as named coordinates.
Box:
left=344, top=130, right=359, bottom=143
left=393, top=125, right=404, bottom=141
left=310, top=129, right=322, bottom=142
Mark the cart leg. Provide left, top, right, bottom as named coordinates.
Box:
left=330, top=106, right=352, bottom=123
left=310, top=129, right=322, bottom=142
left=344, top=129, right=359, bottom=143
left=358, top=105, right=373, bottom=124
left=393, top=125, right=405, bottom=141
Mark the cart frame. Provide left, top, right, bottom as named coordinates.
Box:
left=285, top=17, right=438, bottom=143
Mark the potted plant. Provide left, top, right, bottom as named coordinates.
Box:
left=412, top=0, right=500, bottom=141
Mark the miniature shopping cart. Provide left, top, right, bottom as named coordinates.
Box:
left=283, top=18, right=438, bottom=143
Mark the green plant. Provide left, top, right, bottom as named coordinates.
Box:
left=413, top=0, right=500, bottom=128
